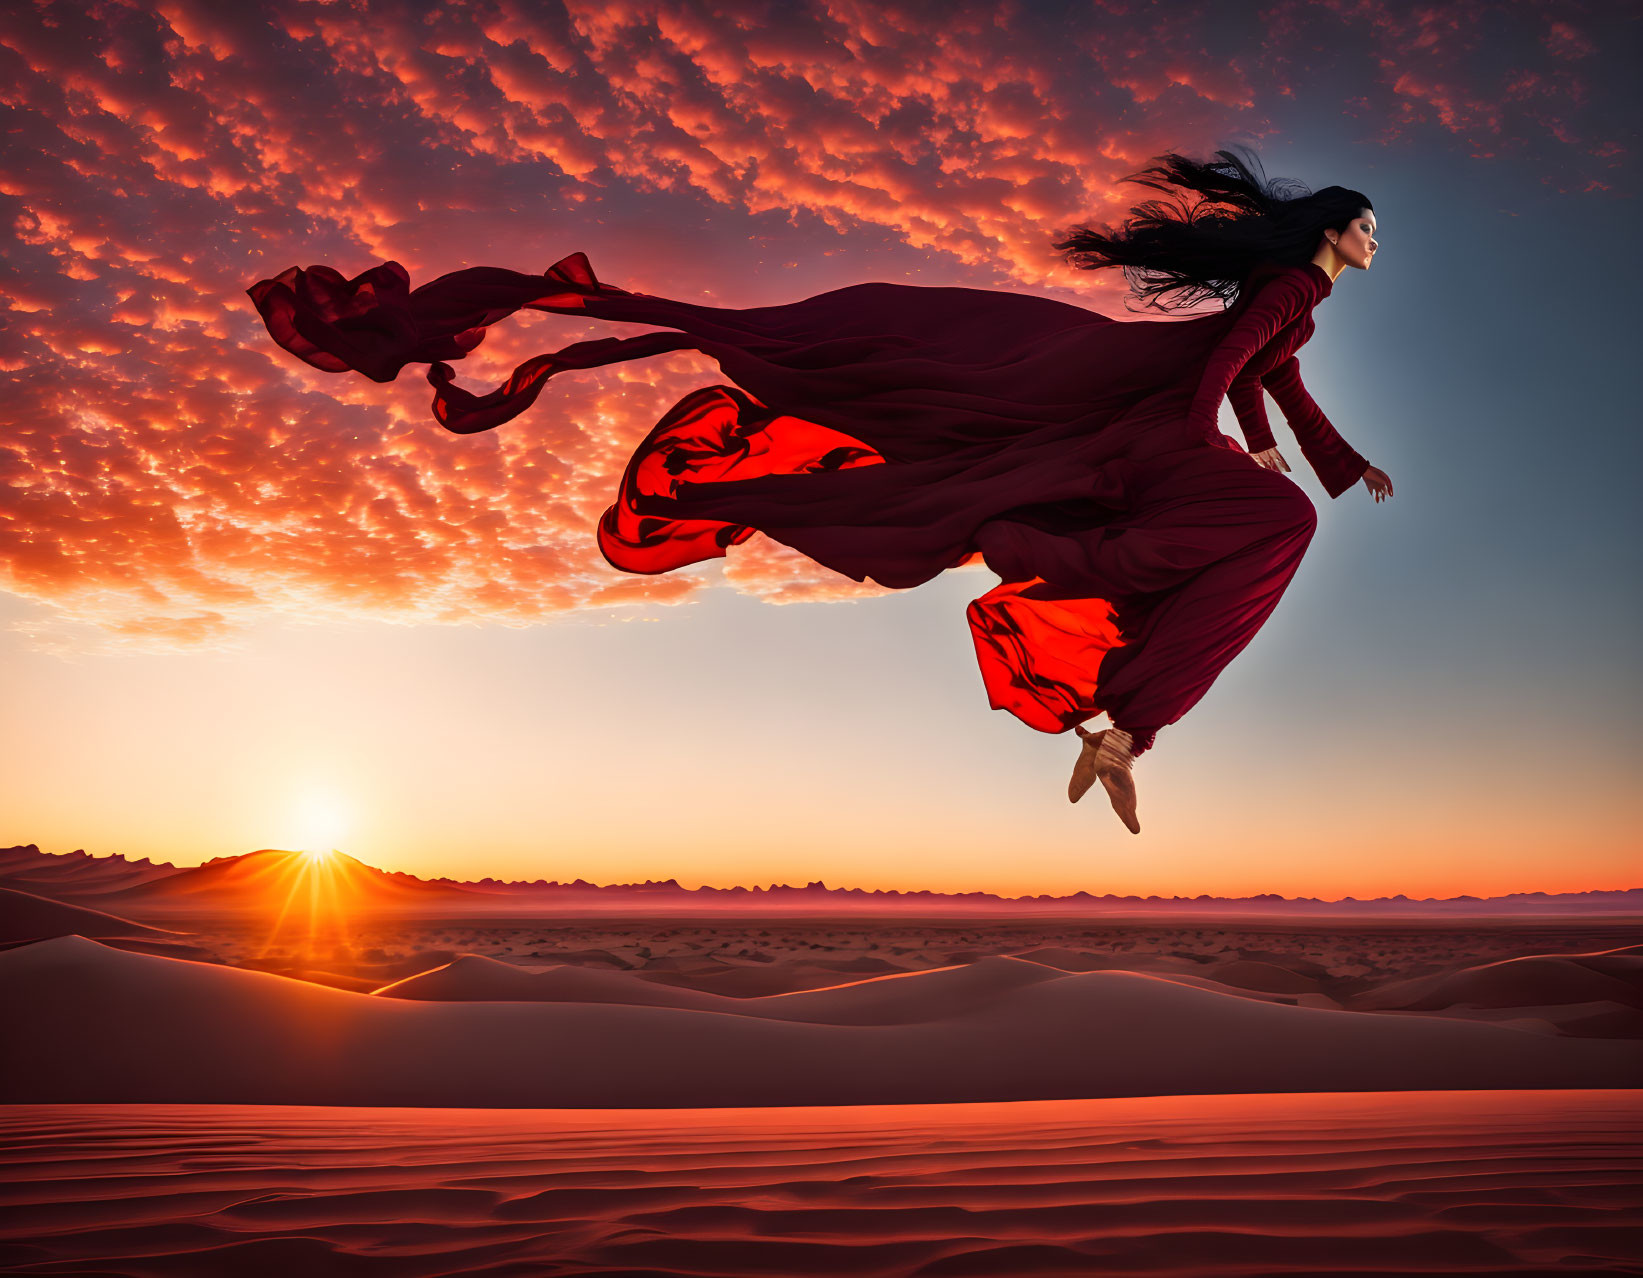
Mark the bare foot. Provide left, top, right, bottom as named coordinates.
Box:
left=1068, top=727, right=1105, bottom=804
left=1099, top=768, right=1140, bottom=835
left=1070, top=725, right=1140, bottom=834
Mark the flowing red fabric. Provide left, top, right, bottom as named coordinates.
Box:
left=248, top=252, right=1348, bottom=754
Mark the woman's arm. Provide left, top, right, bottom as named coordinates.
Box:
left=1186, top=273, right=1314, bottom=436
left=1261, top=355, right=1371, bottom=498
left=1228, top=369, right=1292, bottom=470
left=1227, top=366, right=1277, bottom=453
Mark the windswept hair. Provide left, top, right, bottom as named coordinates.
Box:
left=1054, top=146, right=1372, bottom=312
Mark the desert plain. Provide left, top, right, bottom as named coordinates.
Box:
left=2, top=854, right=1641, bottom=1275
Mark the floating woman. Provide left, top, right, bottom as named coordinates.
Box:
left=248, top=146, right=1393, bottom=836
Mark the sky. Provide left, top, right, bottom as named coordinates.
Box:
left=1, top=0, right=1638, bottom=900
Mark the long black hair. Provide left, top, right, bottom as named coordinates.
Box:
left=1054, top=146, right=1372, bottom=312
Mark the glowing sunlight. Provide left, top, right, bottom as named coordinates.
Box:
left=255, top=846, right=365, bottom=961
left=289, top=791, right=352, bottom=855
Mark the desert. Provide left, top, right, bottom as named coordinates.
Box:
left=2, top=845, right=1641, bottom=1273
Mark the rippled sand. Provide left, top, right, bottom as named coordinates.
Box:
left=3, top=1092, right=1639, bottom=1276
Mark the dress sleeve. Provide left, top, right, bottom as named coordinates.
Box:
left=1227, top=367, right=1277, bottom=453
left=1261, top=355, right=1370, bottom=499
left=1186, top=273, right=1313, bottom=436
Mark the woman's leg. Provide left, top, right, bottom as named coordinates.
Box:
left=968, top=446, right=1318, bottom=756
left=1090, top=456, right=1319, bottom=755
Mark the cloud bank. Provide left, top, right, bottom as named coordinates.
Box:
left=0, top=0, right=1628, bottom=648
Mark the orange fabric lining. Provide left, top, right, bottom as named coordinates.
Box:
left=966, top=577, right=1125, bottom=733
left=598, top=386, right=885, bottom=575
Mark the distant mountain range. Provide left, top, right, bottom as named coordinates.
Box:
left=3, top=844, right=1639, bottom=918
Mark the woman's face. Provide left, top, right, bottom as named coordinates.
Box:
left=1331, top=207, right=1378, bottom=269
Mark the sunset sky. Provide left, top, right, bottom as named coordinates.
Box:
left=2, top=0, right=1638, bottom=900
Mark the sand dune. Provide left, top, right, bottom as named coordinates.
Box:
left=240, top=947, right=465, bottom=986
left=375, top=953, right=732, bottom=1007
left=1352, top=947, right=1643, bottom=1011
left=1012, top=944, right=1206, bottom=972
left=264, top=968, right=385, bottom=993
left=1, top=1092, right=1639, bottom=1276
left=380, top=947, right=1328, bottom=1013
left=1095, top=967, right=1338, bottom=1007
left=1198, top=956, right=1324, bottom=993
left=391, top=945, right=1626, bottom=1021
left=379, top=953, right=1070, bottom=1024
left=3, top=935, right=1639, bottom=1108
left=1398, top=997, right=1643, bottom=1039
left=641, top=958, right=912, bottom=997
left=0, top=885, right=183, bottom=946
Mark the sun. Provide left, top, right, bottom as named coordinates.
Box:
left=290, top=790, right=352, bottom=854
left=258, top=813, right=359, bottom=962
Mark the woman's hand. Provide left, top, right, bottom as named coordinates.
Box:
left=1362, top=465, right=1393, bottom=502
left=1250, top=447, right=1291, bottom=473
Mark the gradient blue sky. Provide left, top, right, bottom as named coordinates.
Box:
left=1, top=0, right=1637, bottom=897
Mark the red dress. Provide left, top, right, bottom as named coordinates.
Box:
left=248, top=255, right=1368, bottom=756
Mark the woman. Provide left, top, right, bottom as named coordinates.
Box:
left=248, top=147, right=1393, bottom=835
